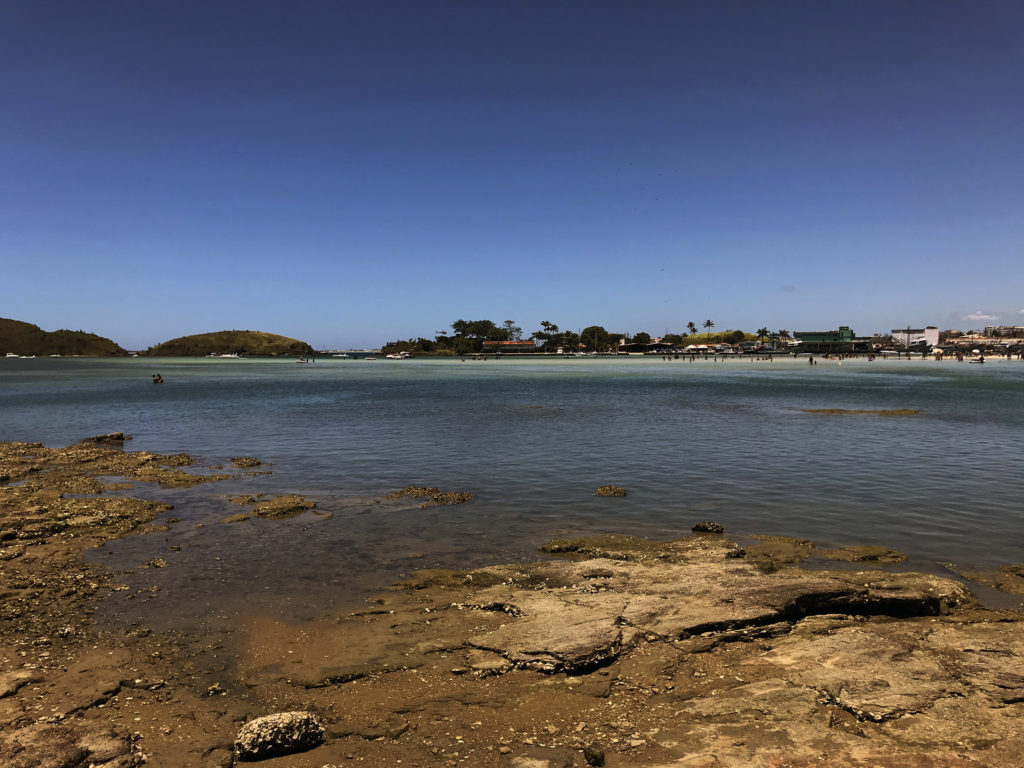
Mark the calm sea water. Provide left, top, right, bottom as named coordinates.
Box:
left=2, top=356, right=1023, bottom=626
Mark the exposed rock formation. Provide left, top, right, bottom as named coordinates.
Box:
left=234, top=711, right=324, bottom=760
left=4, top=437, right=1024, bottom=767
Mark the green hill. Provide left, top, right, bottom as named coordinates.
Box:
left=0, top=318, right=126, bottom=356
left=142, top=330, right=315, bottom=357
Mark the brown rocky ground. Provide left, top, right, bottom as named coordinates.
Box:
left=2, top=438, right=1024, bottom=768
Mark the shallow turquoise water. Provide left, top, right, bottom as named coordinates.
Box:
left=2, top=355, right=1023, bottom=625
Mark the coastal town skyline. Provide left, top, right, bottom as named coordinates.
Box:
left=2, top=1, right=1022, bottom=349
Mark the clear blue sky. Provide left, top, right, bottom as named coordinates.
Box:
left=2, top=1, right=1022, bottom=349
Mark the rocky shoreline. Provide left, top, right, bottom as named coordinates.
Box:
left=1, top=438, right=1023, bottom=767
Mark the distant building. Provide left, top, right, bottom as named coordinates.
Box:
left=984, top=325, right=1024, bottom=338
left=793, top=326, right=856, bottom=353
left=481, top=340, right=538, bottom=353
left=891, top=327, right=939, bottom=348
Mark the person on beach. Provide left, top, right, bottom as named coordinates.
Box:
left=152, top=374, right=163, bottom=383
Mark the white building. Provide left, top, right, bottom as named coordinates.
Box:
left=891, top=326, right=939, bottom=348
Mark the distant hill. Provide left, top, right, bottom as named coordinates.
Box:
left=0, top=318, right=126, bottom=356
left=142, top=330, right=315, bottom=357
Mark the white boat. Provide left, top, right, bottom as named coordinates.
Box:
left=385, top=352, right=411, bottom=359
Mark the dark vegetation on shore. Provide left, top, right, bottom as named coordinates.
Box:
left=383, top=318, right=758, bottom=355
left=141, top=330, right=314, bottom=357
left=0, top=318, right=126, bottom=356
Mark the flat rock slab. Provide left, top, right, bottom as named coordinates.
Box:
left=0, top=722, right=140, bottom=768
left=449, top=553, right=971, bottom=674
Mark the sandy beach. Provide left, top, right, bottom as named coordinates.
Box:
left=2, top=436, right=1024, bottom=767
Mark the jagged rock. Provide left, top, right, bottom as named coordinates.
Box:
left=231, top=456, right=262, bottom=468
left=594, top=485, right=627, bottom=497
left=234, top=711, right=324, bottom=760
left=691, top=520, right=724, bottom=533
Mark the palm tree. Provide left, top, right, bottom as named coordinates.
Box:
left=756, top=327, right=769, bottom=344
left=687, top=321, right=698, bottom=338
left=703, top=319, right=715, bottom=344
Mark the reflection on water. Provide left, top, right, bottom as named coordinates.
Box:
left=2, top=355, right=1023, bottom=629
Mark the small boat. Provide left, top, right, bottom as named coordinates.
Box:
left=385, top=352, right=411, bottom=359
left=332, top=353, right=350, bottom=359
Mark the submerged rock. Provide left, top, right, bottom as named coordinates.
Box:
left=823, top=544, right=907, bottom=564
left=80, top=432, right=132, bottom=444
left=375, top=486, right=473, bottom=508
left=252, top=495, right=316, bottom=519
left=234, top=711, right=324, bottom=761
left=594, top=485, right=627, bottom=497
left=951, top=562, right=1024, bottom=596
left=745, top=534, right=816, bottom=569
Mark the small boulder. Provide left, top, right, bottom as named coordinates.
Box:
left=594, top=485, right=627, bottom=497
left=691, top=520, right=724, bottom=533
left=583, top=742, right=605, bottom=766
left=234, top=711, right=325, bottom=761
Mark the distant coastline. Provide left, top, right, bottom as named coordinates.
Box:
left=4, top=315, right=1023, bottom=359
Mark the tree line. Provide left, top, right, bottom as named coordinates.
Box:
left=382, top=319, right=794, bottom=355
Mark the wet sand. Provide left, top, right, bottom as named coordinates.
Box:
left=2, top=437, right=1024, bottom=767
